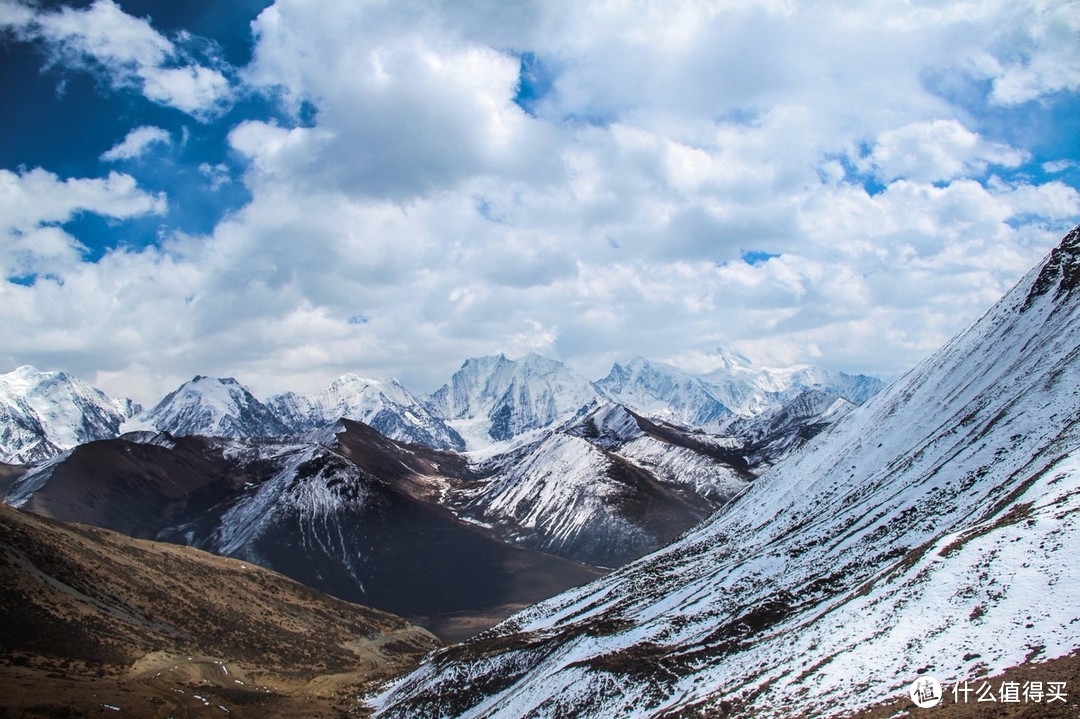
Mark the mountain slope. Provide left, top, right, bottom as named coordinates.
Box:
left=162, top=420, right=603, bottom=641
left=729, top=388, right=856, bottom=467
left=0, top=502, right=439, bottom=718
left=449, top=432, right=715, bottom=567
left=128, top=375, right=289, bottom=438
left=0, top=366, right=137, bottom=464
left=373, top=227, right=1080, bottom=719
left=269, top=373, right=465, bottom=450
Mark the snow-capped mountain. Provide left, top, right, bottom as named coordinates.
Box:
left=594, top=357, right=735, bottom=431
left=0, top=366, right=138, bottom=464
left=447, top=403, right=750, bottom=567
left=373, top=226, right=1080, bottom=719
left=427, top=354, right=599, bottom=448
left=595, top=353, right=881, bottom=432
left=127, top=375, right=288, bottom=438
left=269, top=374, right=465, bottom=450
left=450, top=432, right=706, bottom=567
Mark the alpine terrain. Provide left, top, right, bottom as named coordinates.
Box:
left=124, top=375, right=289, bottom=438
left=2, top=328, right=884, bottom=643
left=3, top=422, right=603, bottom=642
left=372, top=227, right=1080, bottom=718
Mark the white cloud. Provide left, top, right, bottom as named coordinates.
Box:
left=862, top=120, right=1027, bottom=183
left=3, top=0, right=1080, bottom=403
left=3, top=0, right=231, bottom=116
left=101, top=125, right=171, bottom=161
left=1043, top=159, right=1079, bottom=174
left=0, top=168, right=165, bottom=278
left=988, top=1, right=1080, bottom=105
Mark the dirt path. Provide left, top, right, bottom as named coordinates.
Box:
left=126, top=652, right=272, bottom=717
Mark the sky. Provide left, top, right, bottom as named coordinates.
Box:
left=1, top=0, right=1079, bottom=405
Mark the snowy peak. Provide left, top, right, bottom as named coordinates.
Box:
left=131, top=375, right=287, bottom=438
left=594, top=357, right=733, bottom=430
left=563, top=402, right=645, bottom=450
left=0, top=366, right=138, bottom=464
left=428, top=353, right=599, bottom=447
left=699, top=350, right=882, bottom=412
left=595, top=353, right=882, bottom=431
left=452, top=430, right=721, bottom=567
left=269, top=373, right=464, bottom=450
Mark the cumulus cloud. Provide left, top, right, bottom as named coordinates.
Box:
left=0, top=168, right=165, bottom=278
left=2, top=0, right=1079, bottom=403
left=861, top=120, right=1027, bottom=183
left=987, top=1, right=1080, bottom=104
left=100, top=125, right=171, bottom=161
left=1, top=0, right=231, bottom=116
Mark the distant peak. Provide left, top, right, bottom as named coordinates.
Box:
left=713, top=346, right=753, bottom=369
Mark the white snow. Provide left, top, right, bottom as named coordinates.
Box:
left=428, top=354, right=599, bottom=450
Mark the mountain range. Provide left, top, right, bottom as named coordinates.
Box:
left=1, top=344, right=870, bottom=640
left=0, top=350, right=884, bottom=464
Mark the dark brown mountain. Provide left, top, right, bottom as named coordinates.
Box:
left=6, top=423, right=603, bottom=642
left=0, top=502, right=439, bottom=719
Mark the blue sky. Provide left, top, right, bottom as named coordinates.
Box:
left=1, top=0, right=1079, bottom=403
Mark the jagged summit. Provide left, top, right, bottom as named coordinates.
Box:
left=1025, top=223, right=1080, bottom=307
left=594, top=356, right=734, bottom=430
left=427, top=353, right=600, bottom=448
left=594, top=352, right=881, bottom=430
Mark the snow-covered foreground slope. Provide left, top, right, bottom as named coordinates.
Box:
left=373, top=226, right=1080, bottom=719
left=0, top=366, right=137, bottom=464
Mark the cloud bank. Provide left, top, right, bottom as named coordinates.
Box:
left=1, top=0, right=1078, bottom=404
